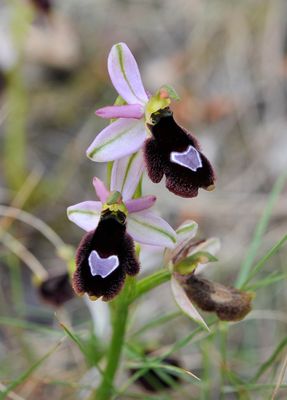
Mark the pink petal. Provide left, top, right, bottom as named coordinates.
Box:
left=96, top=104, right=144, bottom=119
left=111, top=151, right=144, bottom=201
left=127, top=210, right=176, bottom=248
left=108, top=42, right=148, bottom=105
left=93, top=177, right=110, bottom=203
left=126, top=195, right=156, bottom=213
left=67, top=201, right=102, bottom=232
left=86, top=118, right=146, bottom=162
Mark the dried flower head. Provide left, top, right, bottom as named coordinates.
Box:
left=182, top=274, right=253, bottom=322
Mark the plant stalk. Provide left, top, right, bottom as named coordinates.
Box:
left=93, top=277, right=135, bottom=400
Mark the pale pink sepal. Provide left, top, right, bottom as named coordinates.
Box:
left=67, top=201, right=102, bottom=232
left=95, top=104, right=144, bottom=119
left=126, top=195, right=156, bottom=213
left=86, top=118, right=146, bottom=162
left=111, top=151, right=144, bottom=201
left=171, top=275, right=209, bottom=331
left=93, top=177, right=110, bottom=203
left=108, top=42, right=148, bottom=105
left=127, top=210, right=177, bottom=248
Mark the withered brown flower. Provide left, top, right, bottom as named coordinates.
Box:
left=182, top=274, right=253, bottom=322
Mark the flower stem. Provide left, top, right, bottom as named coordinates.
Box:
left=131, top=269, right=171, bottom=303
left=93, top=276, right=135, bottom=400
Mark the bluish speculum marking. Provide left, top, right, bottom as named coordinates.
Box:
left=170, top=145, right=202, bottom=172
left=88, top=250, right=119, bottom=278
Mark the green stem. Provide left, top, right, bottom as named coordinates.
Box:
left=94, top=277, right=135, bottom=400
left=131, top=269, right=171, bottom=303
left=91, top=270, right=171, bottom=399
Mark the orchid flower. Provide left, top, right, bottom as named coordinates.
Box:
left=86, top=42, right=215, bottom=198
left=67, top=152, right=176, bottom=300
left=68, top=152, right=176, bottom=249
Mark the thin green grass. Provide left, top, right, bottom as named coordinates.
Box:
left=236, top=172, right=287, bottom=288
left=0, top=338, right=65, bottom=399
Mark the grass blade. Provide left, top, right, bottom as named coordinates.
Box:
left=236, top=172, right=287, bottom=288
left=0, top=338, right=64, bottom=399
left=251, top=336, right=287, bottom=383
left=242, top=234, right=287, bottom=288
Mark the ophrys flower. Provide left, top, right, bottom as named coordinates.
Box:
left=87, top=42, right=215, bottom=198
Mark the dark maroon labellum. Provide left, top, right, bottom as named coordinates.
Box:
left=73, top=210, right=140, bottom=301
left=38, top=272, right=74, bottom=307
left=144, top=108, right=215, bottom=198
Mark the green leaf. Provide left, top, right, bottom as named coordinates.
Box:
left=0, top=316, right=62, bottom=336
left=250, top=336, right=287, bottom=383
left=131, top=311, right=181, bottom=338
left=59, top=321, right=87, bottom=355
left=236, top=171, right=287, bottom=288
left=132, top=269, right=171, bottom=303
left=246, top=272, right=287, bottom=291
left=242, top=234, right=287, bottom=288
